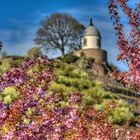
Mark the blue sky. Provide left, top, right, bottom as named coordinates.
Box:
left=0, top=0, right=139, bottom=71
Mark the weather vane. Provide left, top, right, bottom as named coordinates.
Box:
left=90, top=18, right=94, bottom=26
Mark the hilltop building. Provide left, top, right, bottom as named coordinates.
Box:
left=74, top=19, right=108, bottom=75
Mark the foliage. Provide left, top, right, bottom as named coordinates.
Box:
left=0, top=87, right=19, bottom=106
left=55, top=63, right=89, bottom=79
left=0, top=57, right=24, bottom=73
left=0, top=57, right=140, bottom=139
left=53, top=61, right=139, bottom=124
left=1, top=58, right=13, bottom=72
left=108, top=0, right=140, bottom=91
left=56, top=76, right=95, bottom=90
left=61, top=53, right=79, bottom=64
left=78, top=53, right=89, bottom=69
left=35, top=12, right=85, bottom=56
left=0, top=56, right=54, bottom=139
left=71, top=69, right=89, bottom=79
left=108, top=106, right=134, bottom=124
left=94, top=100, right=134, bottom=125
left=48, top=82, right=77, bottom=94
left=51, top=61, right=139, bottom=126
left=27, top=47, right=42, bottom=58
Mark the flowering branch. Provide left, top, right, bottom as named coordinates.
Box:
left=108, top=0, right=140, bottom=90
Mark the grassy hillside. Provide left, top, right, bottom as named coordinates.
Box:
left=48, top=58, right=140, bottom=126
left=0, top=55, right=140, bottom=127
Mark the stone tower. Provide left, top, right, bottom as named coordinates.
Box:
left=74, top=19, right=108, bottom=75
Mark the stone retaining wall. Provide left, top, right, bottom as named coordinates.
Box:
left=73, top=48, right=108, bottom=75
left=73, top=49, right=107, bottom=63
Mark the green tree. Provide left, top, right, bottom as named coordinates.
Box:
left=35, top=13, right=85, bottom=56
left=27, top=47, right=42, bottom=58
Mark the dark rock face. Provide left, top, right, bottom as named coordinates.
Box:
left=73, top=49, right=108, bottom=75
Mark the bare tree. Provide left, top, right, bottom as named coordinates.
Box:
left=71, top=24, right=85, bottom=51
left=35, top=13, right=85, bottom=56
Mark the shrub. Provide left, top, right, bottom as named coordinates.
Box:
left=0, top=87, right=19, bottom=106
left=56, top=76, right=95, bottom=90
left=61, top=53, right=79, bottom=63
left=3, top=95, right=12, bottom=106
left=1, top=58, right=12, bottom=72
left=82, top=88, right=103, bottom=106
left=71, top=69, right=89, bottom=79
left=55, top=62, right=89, bottom=79
left=108, top=107, right=134, bottom=125
left=27, top=47, right=42, bottom=58
left=63, top=65, right=75, bottom=76
left=78, top=54, right=89, bottom=69
left=94, top=99, right=135, bottom=125
left=49, top=82, right=77, bottom=94
left=53, top=60, right=62, bottom=68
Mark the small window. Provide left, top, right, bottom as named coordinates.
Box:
left=83, top=38, right=87, bottom=46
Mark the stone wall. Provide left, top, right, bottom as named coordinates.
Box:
left=73, top=48, right=107, bottom=63
left=73, top=48, right=109, bottom=76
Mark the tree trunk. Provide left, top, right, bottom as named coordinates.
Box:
left=61, top=47, right=65, bottom=57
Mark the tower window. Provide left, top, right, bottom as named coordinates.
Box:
left=83, top=38, right=87, bottom=46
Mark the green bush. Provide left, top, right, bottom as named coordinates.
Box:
left=49, top=82, right=77, bottom=94
left=78, top=55, right=88, bottom=69
left=108, top=107, right=134, bottom=125
left=70, top=69, right=89, bottom=79
left=0, top=57, right=24, bottom=73
left=63, top=65, right=75, bottom=76
left=26, top=108, right=34, bottom=116
left=83, top=86, right=115, bottom=99
left=27, top=47, right=42, bottom=58
left=55, top=64, right=89, bottom=79
left=1, top=87, right=19, bottom=105
left=56, top=76, right=95, bottom=90
left=54, top=60, right=62, bottom=68
left=94, top=99, right=134, bottom=125
left=23, top=119, right=30, bottom=125
left=55, top=64, right=75, bottom=77
left=56, top=76, right=70, bottom=86
left=54, top=62, right=89, bottom=79
left=82, top=88, right=103, bottom=106
left=61, top=53, right=79, bottom=63
left=3, top=95, right=12, bottom=106
left=1, top=58, right=12, bottom=72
